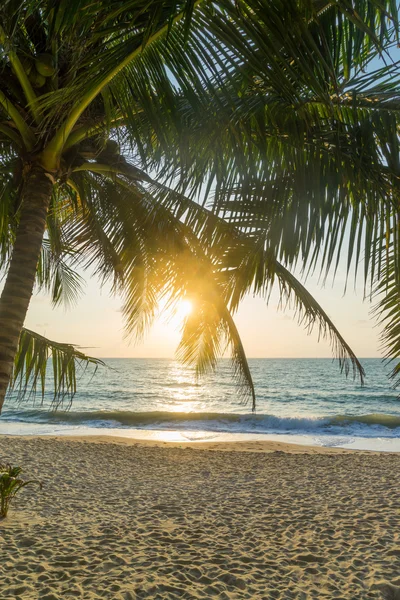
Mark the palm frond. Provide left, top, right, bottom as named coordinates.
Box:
left=273, top=260, right=365, bottom=382
left=372, top=235, right=400, bottom=387
left=223, top=237, right=365, bottom=383
left=36, top=241, right=84, bottom=308
left=9, top=328, right=105, bottom=408
left=176, top=271, right=256, bottom=409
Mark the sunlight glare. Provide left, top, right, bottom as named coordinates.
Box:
left=178, top=299, right=193, bottom=319
left=165, top=298, right=194, bottom=332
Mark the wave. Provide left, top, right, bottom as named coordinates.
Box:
left=3, top=409, right=400, bottom=437
left=331, top=414, right=400, bottom=428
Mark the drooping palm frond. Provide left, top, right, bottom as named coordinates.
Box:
left=135, top=167, right=365, bottom=384
left=44, top=164, right=258, bottom=404
left=42, top=164, right=251, bottom=405
left=221, top=234, right=365, bottom=382
left=9, top=328, right=104, bottom=408
left=272, top=260, right=365, bottom=382
left=36, top=241, right=84, bottom=308
left=372, top=232, right=400, bottom=387
left=129, top=180, right=366, bottom=400
left=176, top=285, right=257, bottom=409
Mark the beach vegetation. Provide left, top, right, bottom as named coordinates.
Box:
left=0, top=0, right=398, bottom=413
left=0, top=463, right=42, bottom=519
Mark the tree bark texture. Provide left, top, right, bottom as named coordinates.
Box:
left=0, top=164, right=53, bottom=413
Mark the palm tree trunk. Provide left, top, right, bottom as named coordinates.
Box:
left=0, top=164, right=53, bottom=413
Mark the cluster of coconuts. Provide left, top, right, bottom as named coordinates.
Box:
left=103, top=139, right=120, bottom=155
left=22, top=53, right=56, bottom=88
left=78, top=138, right=120, bottom=159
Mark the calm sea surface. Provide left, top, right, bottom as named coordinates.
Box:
left=2, top=358, right=400, bottom=450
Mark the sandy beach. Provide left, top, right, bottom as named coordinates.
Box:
left=1, top=436, right=399, bottom=599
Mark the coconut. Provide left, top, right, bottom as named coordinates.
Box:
left=29, top=71, right=46, bottom=88
left=105, top=140, right=120, bottom=154
left=35, top=53, right=56, bottom=77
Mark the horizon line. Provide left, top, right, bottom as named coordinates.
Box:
left=94, top=356, right=382, bottom=360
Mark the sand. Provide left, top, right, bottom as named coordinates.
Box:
left=0, top=436, right=400, bottom=599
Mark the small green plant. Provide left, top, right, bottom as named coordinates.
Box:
left=0, top=463, right=42, bottom=518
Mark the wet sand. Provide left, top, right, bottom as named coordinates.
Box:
left=1, top=435, right=399, bottom=599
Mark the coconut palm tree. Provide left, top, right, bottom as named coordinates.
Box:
left=1, top=0, right=394, bottom=413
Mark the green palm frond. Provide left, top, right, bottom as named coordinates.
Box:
left=272, top=260, right=365, bottom=382
left=177, top=296, right=257, bottom=408
left=372, top=235, right=400, bottom=386
left=10, top=328, right=104, bottom=408
left=36, top=241, right=84, bottom=308
left=222, top=235, right=365, bottom=382
left=102, top=160, right=365, bottom=384
left=174, top=262, right=257, bottom=408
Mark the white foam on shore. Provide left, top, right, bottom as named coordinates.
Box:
left=1, top=421, right=400, bottom=452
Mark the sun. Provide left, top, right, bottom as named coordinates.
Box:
left=167, top=299, right=194, bottom=329
left=178, top=299, right=193, bottom=319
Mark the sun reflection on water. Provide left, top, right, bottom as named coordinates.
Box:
left=165, top=362, right=207, bottom=412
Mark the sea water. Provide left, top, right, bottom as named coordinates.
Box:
left=1, top=358, right=400, bottom=451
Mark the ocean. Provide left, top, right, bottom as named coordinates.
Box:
left=2, top=358, right=400, bottom=451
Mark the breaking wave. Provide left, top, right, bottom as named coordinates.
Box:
left=3, top=409, right=400, bottom=438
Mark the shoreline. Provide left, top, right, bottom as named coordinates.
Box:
left=0, top=432, right=396, bottom=454
left=2, top=420, right=400, bottom=452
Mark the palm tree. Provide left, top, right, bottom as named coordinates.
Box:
left=2, top=0, right=391, bottom=413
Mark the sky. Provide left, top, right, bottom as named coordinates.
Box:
left=24, top=258, right=381, bottom=360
